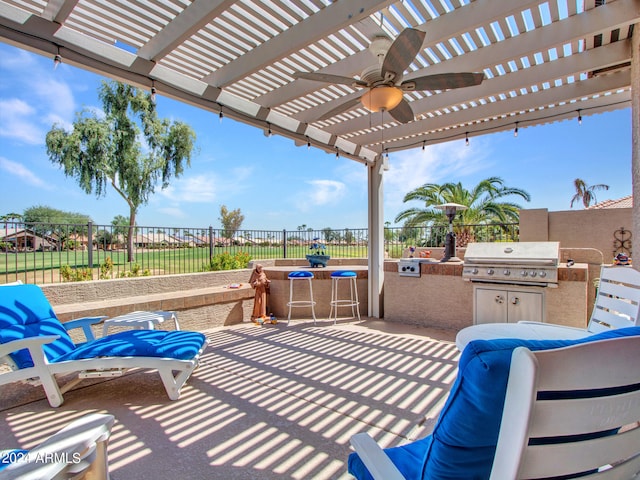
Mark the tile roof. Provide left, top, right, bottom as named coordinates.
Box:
left=586, top=195, right=633, bottom=209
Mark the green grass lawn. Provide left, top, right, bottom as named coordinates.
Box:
left=0, top=244, right=374, bottom=284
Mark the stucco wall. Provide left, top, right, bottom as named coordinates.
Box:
left=520, top=207, right=632, bottom=261
left=42, top=269, right=256, bottom=334
left=383, top=261, right=589, bottom=330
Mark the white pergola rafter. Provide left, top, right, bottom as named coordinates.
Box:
left=0, top=0, right=638, bottom=317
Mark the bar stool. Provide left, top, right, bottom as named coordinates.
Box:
left=287, top=271, right=317, bottom=325
left=329, top=270, right=361, bottom=324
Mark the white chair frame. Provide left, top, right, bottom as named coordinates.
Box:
left=350, top=335, right=640, bottom=479
left=0, top=413, right=114, bottom=480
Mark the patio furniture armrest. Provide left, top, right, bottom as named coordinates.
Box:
left=0, top=413, right=115, bottom=479
left=350, top=433, right=406, bottom=480
left=0, top=336, right=59, bottom=364
left=63, top=316, right=107, bottom=342
left=516, top=320, right=587, bottom=331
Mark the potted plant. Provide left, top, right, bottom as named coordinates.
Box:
left=306, top=238, right=330, bottom=267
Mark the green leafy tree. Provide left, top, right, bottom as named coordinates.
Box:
left=344, top=228, right=354, bottom=245
left=219, top=205, right=244, bottom=241
left=23, top=206, right=92, bottom=247
left=395, top=177, right=530, bottom=246
left=95, top=229, right=113, bottom=250
left=22, top=206, right=91, bottom=226
left=570, top=178, right=609, bottom=208
left=45, top=80, right=196, bottom=262
left=0, top=213, right=22, bottom=225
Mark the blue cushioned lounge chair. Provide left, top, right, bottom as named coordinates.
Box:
left=0, top=284, right=207, bottom=407
left=348, top=326, right=640, bottom=480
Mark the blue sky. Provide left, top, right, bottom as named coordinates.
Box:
left=0, top=42, right=633, bottom=231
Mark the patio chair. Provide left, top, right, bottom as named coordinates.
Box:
left=0, top=413, right=114, bottom=479
left=348, top=326, right=640, bottom=480
left=456, top=265, right=640, bottom=350
left=0, top=284, right=207, bottom=407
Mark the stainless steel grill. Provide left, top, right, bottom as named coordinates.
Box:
left=462, top=242, right=560, bottom=286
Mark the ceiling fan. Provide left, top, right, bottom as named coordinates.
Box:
left=294, top=28, right=485, bottom=124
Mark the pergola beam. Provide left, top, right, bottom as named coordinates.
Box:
left=204, top=0, right=394, bottom=87
left=316, top=0, right=639, bottom=137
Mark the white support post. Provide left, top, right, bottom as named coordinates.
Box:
left=368, top=154, right=385, bottom=318
left=632, top=23, right=640, bottom=272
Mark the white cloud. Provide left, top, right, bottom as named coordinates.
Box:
left=383, top=138, right=492, bottom=223
left=0, top=157, right=52, bottom=189
left=158, top=174, right=217, bottom=203
left=0, top=49, right=80, bottom=145
left=157, top=206, right=186, bottom=218
left=0, top=98, right=42, bottom=144
left=305, top=179, right=347, bottom=206
left=32, top=77, right=76, bottom=120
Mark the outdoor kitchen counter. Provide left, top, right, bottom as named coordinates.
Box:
left=383, top=260, right=589, bottom=331
left=261, top=265, right=368, bottom=320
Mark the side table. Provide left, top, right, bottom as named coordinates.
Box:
left=102, top=311, right=180, bottom=337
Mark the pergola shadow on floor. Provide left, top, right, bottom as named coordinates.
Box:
left=0, top=320, right=458, bottom=480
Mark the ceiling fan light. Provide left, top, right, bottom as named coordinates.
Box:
left=361, top=87, right=403, bottom=112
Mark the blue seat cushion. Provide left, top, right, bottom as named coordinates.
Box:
left=289, top=271, right=314, bottom=278
left=348, top=326, right=640, bottom=480
left=53, top=330, right=206, bottom=362
left=331, top=271, right=357, bottom=278
left=0, top=284, right=76, bottom=369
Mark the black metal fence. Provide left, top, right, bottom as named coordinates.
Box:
left=0, top=221, right=518, bottom=284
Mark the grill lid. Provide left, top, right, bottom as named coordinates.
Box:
left=464, top=242, right=560, bottom=266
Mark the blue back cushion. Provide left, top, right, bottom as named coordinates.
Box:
left=0, top=284, right=76, bottom=368
left=348, top=326, right=640, bottom=480
left=53, top=330, right=206, bottom=362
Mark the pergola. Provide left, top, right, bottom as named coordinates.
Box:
left=1, top=0, right=638, bottom=317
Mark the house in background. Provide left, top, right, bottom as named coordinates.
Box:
left=1, top=228, right=57, bottom=251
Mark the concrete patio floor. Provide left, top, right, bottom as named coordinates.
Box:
left=0, top=319, right=459, bottom=479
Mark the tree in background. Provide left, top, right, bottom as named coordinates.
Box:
left=45, top=80, right=196, bottom=262
left=111, top=215, right=131, bottom=249
left=395, top=177, right=530, bottom=246
left=0, top=213, right=22, bottom=226
left=219, top=205, right=244, bottom=242
left=20, top=206, right=92, bottom=250
left=570, top=178, right=609, bottom=208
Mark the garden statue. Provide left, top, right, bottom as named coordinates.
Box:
left=249, top=264, right=271, bottom=322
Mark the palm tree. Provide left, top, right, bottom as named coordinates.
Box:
left=570, top=178, right=609, bottom=208
left=394, top=177, right=530, bottom=245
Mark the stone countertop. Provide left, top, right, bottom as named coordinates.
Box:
left=384, top=259, right=588, bottom=281
left=261, top=265, right=368, bottom=280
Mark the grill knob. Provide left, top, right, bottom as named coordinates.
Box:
left=530, top=271, right=537, bottom=277
left=503, top=269, right=511, bottom=276
left=520, top=270, right=528, bottom=277
left=539, top=271, right=547, bottom=278
left=402, top=266, right=407, bottom=271
left=487, top=269, right=495, bottom=275
left=410, top=266, right=415, bottom=272
left=471, top=268, right=479, bottom=274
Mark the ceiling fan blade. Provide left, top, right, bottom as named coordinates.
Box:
left=402, top=72, right=485, bottom=91
left=317, top=96, right=364, bottom=121
left=293, top=71, right=367, bottom=87
left=381, top=28, right=426, bottom=82
left=388, top=98, right=414, bottom=124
